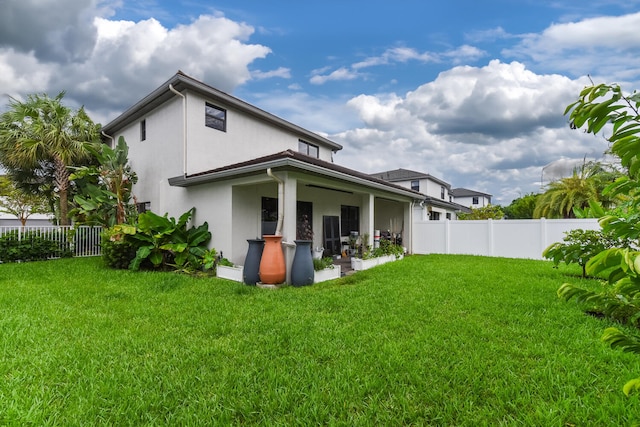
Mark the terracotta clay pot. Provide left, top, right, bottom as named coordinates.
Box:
left=259, top=235, right=286, bottom=284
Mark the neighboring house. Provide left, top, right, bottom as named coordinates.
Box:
left=371, top=168, right=470, bottom=220
left=101, top=71, right=423, bottom=278
left=450, top=188, right=492, bottom=209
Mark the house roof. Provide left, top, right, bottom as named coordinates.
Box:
left=168, top=149, right=424, bottom=200
left=370, top=168, right=451, bottom=188
left=423, top=197, right=472, bottom=213
left=450, top=187, right=492, bottom=198
left=101, top=71, right=343, bottom=152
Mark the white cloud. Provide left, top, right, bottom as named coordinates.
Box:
left=0, top=8, right=275, bottom=124
left=330, top=61, right=603, bottom=204
left=252, top=67, right=291, bottom=80
left=352, top=46, right=438, bottom=70
left=505, top=12, right=640, bottom=84
left=309, top=67, right=361, bottom=85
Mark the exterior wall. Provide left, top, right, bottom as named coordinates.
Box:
left=392, top=177, right=449, bottom=200
left=455, top=195, right=491, bottom=208
left=412, top=218, right=600, bottom=259
left=114, top=97, right=184, bottom=209
left=185, top=91, right=334, bottom=175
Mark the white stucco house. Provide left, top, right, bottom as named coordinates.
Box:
left=450, top=188, right=492, bottom=209
left=101, top=72, right=424, bottom=278
left=371, top=169, right=471, bottom=220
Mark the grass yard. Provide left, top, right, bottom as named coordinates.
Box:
left=1, top=255, right=640, bottom=426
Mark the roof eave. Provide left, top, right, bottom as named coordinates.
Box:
left=169, top=157, right=422, bottom=200
left=102, top=72, right=343, bottom=151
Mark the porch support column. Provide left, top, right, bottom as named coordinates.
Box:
left=363, top=193, right=375, bottom=248
left=282, top=173, right=297, bottom=283
left=404, top=201, right=412, bottom=254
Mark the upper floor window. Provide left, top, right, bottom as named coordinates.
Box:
left=472, top=196, right=479, bottom=205
left=205, top=102, right=226, bottom=131
left=440, top=186, right=445, bottom=199
left=411, top=180, right=420, bottom=192
left=298, top=140, right=319, bottom=158
left=140, top=119, right=146, bottom=141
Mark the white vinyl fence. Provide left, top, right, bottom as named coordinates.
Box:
left=413, top=218, right=601, bottom=260
left=0, top=225, right=103, bottom=260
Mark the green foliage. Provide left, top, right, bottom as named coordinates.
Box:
left=0, top=229, right=72, bottom=262
left=457, top=204, right=504, bottom=220
left=559, top=83, right=640, bottom=393
left=0, top=92, right=100, bottom=225
left=0, top=176, right=51, bottom=226
left=70, top=136, right=138, bottom=227
left=103, top=208, right=213, bottom=273
left=534, top=161, right=622, bottom=219
left=313, top=256, right=334, bottom=271
left=101, top=226, right=138, bottom=269
left=543, top=228, right=624, bottom=278
left=503, top=193, right=539, bottom=219
left=217, top=257, right=234, bottom=267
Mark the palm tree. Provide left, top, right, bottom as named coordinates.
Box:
left=0, top=92, right=100, bottom=225
left=534, top=161, right=621, bottom=218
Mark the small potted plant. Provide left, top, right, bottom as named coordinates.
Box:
left=216, top=257, right=243, bottom=282
left=313, top=256, right=340, bottom=283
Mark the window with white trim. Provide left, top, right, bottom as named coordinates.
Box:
left=298, top=140, right=319, bottom=158
left=205, top=102, right=226, bottom=131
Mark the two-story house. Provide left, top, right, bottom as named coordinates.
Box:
left=101, top=72, right=423, bottom=277
left=450, top=188, right=492, bottom=209
left=370, top=169, right=470, bottom=220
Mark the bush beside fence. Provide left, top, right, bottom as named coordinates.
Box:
left=0, top=226, right=102, bottom=262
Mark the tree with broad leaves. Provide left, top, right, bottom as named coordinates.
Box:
left=560, top=82, right=640, bottom=395
left=0, top=92, right=100, bottom=225
left=70, top=136, right=138, bottom=227
left=0, top=176, right=50, bottom=226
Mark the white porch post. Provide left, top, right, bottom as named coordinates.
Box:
left=404, top=201, right=413, bottom=254
left=282, top=173, right=297, bottom=284
left=363, top=193, right=375, bottom=247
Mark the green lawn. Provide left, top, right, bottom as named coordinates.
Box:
left=1, top=255, right=639, bottom=426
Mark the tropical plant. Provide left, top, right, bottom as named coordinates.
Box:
left=457, top=204, right=504, bottom=220
left=0, top=92, right=100, bottom=225
left=106, top=207, right=213, bottom=272
left=534, top=161, right=621, bottom=219
left=70, top=136, right=138, bottom=226
left=559, top=82, right=640, bottom=394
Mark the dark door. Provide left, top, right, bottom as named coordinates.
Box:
left=323, top=216, right=341, bottom=255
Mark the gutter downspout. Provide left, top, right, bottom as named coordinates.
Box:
left=267, top=168, right=284, bottom=236
left=101, top=131, right=114, bottom=148
left=169, top=84, right=187, bottom=176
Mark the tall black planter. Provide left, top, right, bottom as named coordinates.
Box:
left=243, top=239, right=264, bottom=285
left=291, top=240, right=314, bottom=287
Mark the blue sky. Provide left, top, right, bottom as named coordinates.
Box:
left=1, top=1, right=640, bottom=204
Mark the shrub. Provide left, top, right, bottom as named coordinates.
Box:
left=101, top=227, right=137, bottom=269
left=0, top=229, right=71, bottom=263
left=543, top=229, right=624, bottom=278
left=102, top=208, right=214, bottom=274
